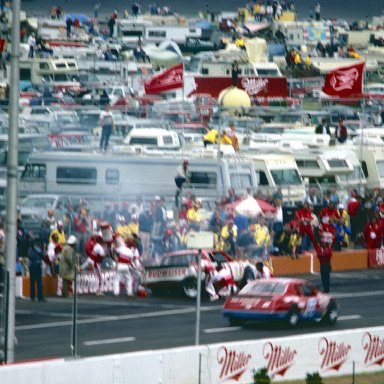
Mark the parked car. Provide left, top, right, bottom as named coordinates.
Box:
left=223, top=278, right=338, bottom=328
left=145, top=249, right=257, bottom=299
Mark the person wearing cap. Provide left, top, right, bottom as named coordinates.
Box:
left=80, top=234, right=106, bottom=295
left=333, top=215, right=352, bottom=251
left=27, top=238, right=46, bottom=301
left=220, top=130, right=232, bottom=146
left=115, top=216, right=130, bottom=240
left=295, top=202, right=316, bottom=252
left=49, top=220, right=66, bottom=246
left=39, top=209, right=56, bottom=245
left=59, top=235, right=78, bottom=298
left=127, top=213, right=139, bottom=237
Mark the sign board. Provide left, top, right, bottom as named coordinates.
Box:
left=187, top=231, right=214, bottom=250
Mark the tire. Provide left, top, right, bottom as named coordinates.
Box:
left=182, top=277, right=198, bottom=299
left=286, top=307, right=299, bottom=328
left=228, top=317, right=244, bottom=327
left=240, top=268, right=255, bottom=289
left=323, top=301, right=338, bottom=325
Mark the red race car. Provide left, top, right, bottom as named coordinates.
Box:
left=223, top=278, right=338, bottom=328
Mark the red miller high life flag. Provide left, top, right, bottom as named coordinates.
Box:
left=322, top=62, right=365, bottom=98
left=144, top=63, right=183, bottom=94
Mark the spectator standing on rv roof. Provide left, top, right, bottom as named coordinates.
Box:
left=27, top=32, right=36, bottom=58
left=66, top=16, right=73, bottom=38
left=314, top=2, right=321, bottom=21
left=315, top=118, right=331, bottom=135
left=335, top=118, right=348, bottom=143
left=99, top=104, right=115, bottom=152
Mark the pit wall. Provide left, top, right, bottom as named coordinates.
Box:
left=20, top=250, right=369, bottom=297
left=1, top=326, right=383, bottom=383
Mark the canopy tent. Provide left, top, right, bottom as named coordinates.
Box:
left=227, top=197, right=276, bottom=218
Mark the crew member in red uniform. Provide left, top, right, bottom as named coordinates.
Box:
left=364, top=213, right=382, bottom=267
left=81, top=234, right=106, bottom=295
left=295, top=202, right=316, bottom=244
left=318, top=201, right=340, bottom=224
left=313, top=238, right=333, bottom=293
left=113, top=235, right=135, bottom=297
left=213, top=262, right=238, bottom=297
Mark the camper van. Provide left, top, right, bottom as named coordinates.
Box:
left=14, top=58, right=81, bottom=91
left=245, top=153, right=305, bottom=204
left=18, top=150, right=258, bottom=201
left=292, top=148, right=364, bottom=200
left=354, top=145, right=384, bottom=189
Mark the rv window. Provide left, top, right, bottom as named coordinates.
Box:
left=148, top=31, right=166, bottom=38
left=56, top=167, right=97, bottom=185
left=377, top=160, right=384, bottom=178
left=327, top=159, right=349, bottom=168
left=21, top=164, right=46, bottom=179
left=258, top=171, right=269, bottom=186
left=296, top=160, right=320, bottom=169
left=129, top=137, right=158, bottom=145
left=162, top=136, right=173, bottom=145
left=106, top=169, right=119, bottom=184
left=361, top=161, right=368, bottom=178
left=230, top=173, right=252, bottom=188
left=39, top=62, right=50, bottom=70
left=270, top=169, right=301, bottom=186
left=20, top=68, right=31, bottom=81
left=256, top=68, right=279, bottom=76
left=55, top=63, right=67, bottom=69
left=122, top=30, right=143, bottom=37
left=189, top=171, right=216, bottom=187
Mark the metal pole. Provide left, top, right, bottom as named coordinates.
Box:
left=5, top=0, right=20, bottom=364
left=71, top=259, right=78, bottom=357
left=195, top=249, right=202, bottom=346
left=217, top=106, right=222, bottom=201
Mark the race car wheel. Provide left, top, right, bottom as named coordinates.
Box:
left=228, top=317, right=244, bottom=327
left=323, top=300, right=338, bottom=325
left=240, top=268, right=255, bottom=288
left=182, top=277, right=198, bottom=299
left=286, top=307, right=299, bottom=328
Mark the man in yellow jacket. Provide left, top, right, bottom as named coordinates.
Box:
left=49, top=220, right=66, bottom=246
left=203, top=129, right=218, bottom=147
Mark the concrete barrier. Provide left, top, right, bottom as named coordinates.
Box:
left=272, top=249, right=368, bottom=276
left=1, top=326, right=383, bottom=383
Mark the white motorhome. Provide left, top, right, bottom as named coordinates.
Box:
left=14, top=58, right=80, bottom=89
left=291, top=148, right=365, bottom=199
left=115, top=18, right=203, bottom=46
left=354, top=144, right=384, bottom=189
left=244, top=153, right=305, bottom=204
left=18, top=150, right=258, bottom=201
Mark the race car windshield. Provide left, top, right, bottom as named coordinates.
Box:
left=240, top=282, right=286, bottom=296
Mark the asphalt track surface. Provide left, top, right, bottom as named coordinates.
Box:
left=13, top=268, right=384, bottom=362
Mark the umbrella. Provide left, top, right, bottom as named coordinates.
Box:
left=227, top=197, right=277, bottom=218
left=255, top=199, right=277, bottom=215
left=231, top=197, right=263, bottom=218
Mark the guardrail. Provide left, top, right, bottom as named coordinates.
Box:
left=0, top=326, right=383, bottom=383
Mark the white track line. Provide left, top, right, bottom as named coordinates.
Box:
left=83, top=337, right=136, bottom=346
left=204, top=327, right=242, bottom=333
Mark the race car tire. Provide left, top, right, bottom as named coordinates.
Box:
left=323, top=300, right=338, bottom=325
left=286, top=306, right=299, bottom=328
left=228, top=317, right=244, bottom=327
left=240, top=267, right=255, bottom=288
left=182, top=277, right=198, bottom=299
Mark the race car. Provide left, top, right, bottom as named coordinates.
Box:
left=145, top=249, right=257, bottom=299
left=223, top=278, right=338, bottom=328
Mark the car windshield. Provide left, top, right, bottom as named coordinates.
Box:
left=240, top=281, right=287, bottom=295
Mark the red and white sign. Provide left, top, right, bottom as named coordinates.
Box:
left=217, top=346, right=252, bottom=382
left=144, top=63, right=183, bottom=94
left=188, top=76, right=288, bottom=102
left=318, top=337, right=351, bottom=371
left=263, top=342, right=297, bottom=377
left=322, top=62, right=365, bottom=98
left=362, top=332, right=384, bottom=367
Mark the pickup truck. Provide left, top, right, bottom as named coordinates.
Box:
left=144, top=249, right=257, bottom=299
left=179, top=36, right=225, bottom=54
